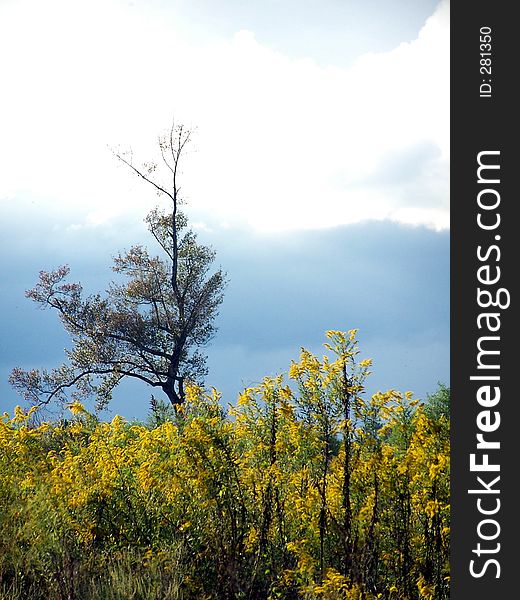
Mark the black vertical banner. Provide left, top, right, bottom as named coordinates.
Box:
left=451, top=2, right=518, bottom=599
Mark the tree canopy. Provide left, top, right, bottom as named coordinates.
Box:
left=10, top=124, right=226, bottom=410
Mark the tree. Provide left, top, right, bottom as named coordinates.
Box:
left=10, top=124, right=226, bottom=410
left=424, top=383, right=450, bottom=423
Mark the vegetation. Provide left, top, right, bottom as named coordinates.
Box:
left=0, top=331, right=449, bottom=599
left=9, top=124, right=226, bottom=410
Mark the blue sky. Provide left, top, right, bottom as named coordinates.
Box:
left=0, top=0, right=449, bottom=420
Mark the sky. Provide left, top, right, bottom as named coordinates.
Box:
left=0, top=0, right=449, bottom=420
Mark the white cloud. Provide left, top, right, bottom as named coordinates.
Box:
left=0, top=0, right=449, bottom=233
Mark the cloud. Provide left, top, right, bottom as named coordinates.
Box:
left=0, top=218, right=449, bottom=418
left=0, top=0, right=448, bottom=232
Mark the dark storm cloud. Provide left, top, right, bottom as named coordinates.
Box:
left=211, top=222, right=448, bottom=347
left=0, top=211, right=448, bottom=419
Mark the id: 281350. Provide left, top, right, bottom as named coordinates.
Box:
left=480, top=26, right=492, bottom=98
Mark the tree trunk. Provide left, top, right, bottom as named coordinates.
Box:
left=162, top=375, right=184, bottom=406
